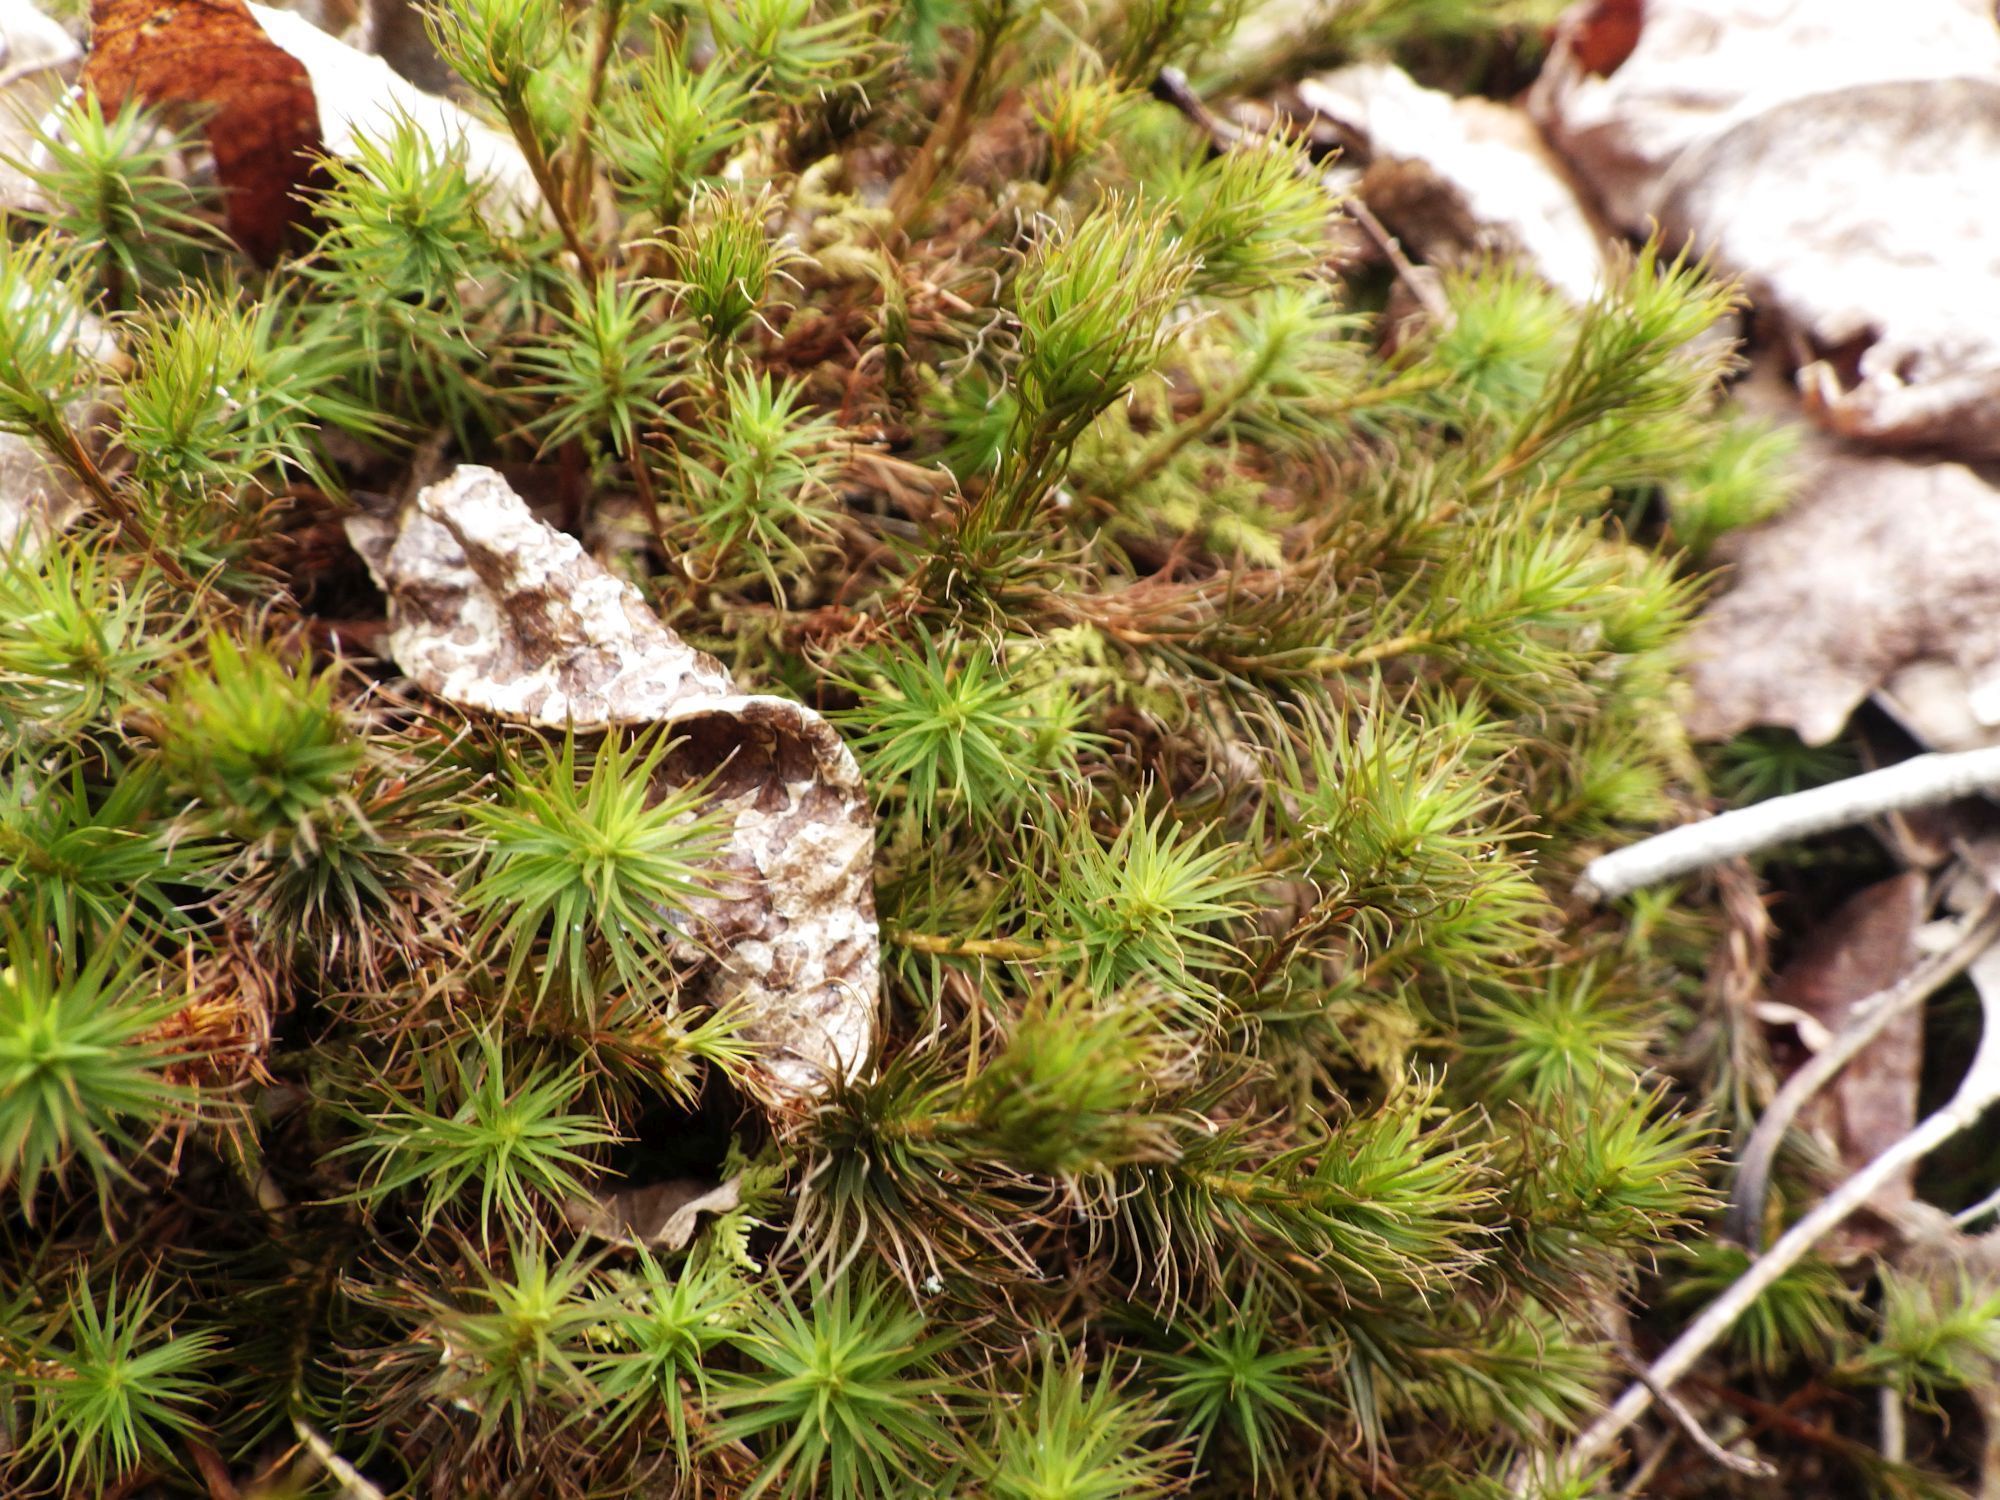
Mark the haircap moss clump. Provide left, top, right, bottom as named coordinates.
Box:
left=0, top=3, right=1930, bottom=1497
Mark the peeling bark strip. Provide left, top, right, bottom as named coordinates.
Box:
left=346, top=466, right=878, bottom=1105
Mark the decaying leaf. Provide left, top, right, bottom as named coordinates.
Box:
left=346, top=466, right=879, bottom=1107
left=1555, top=0, right=1644, bottom=79
left=1294, top=63, right=1613, bottom=303
left=1530, top=0, right=2000, bottom=228
left=77, top=0, right=538, bottom=263
left=564, top=1174, right=743, bottom=1252
left=1682, top=425, right=2000, bottom=746
left=1531, top=0, right=2000, bottom=455
left=1768, top=874, right=1928, bottom=1225
left=84, top=0, right=326, bottom=264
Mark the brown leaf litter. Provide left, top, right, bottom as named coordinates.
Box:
left=1291, top=62, right=1616, bottom=304
left=1531, top=0, right=2000, bottom=457
left=564, top=1175, right=743, bottom=1252
left=1681, top=413, right=2000, bottom=748
left=1763, top=873, right=1928, bottom=1230
left=73, top=0, right=538, bottom=266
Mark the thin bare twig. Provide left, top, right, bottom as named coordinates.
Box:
left=1618, top=1351, right=1775, bottom=1479
left=1577, top=746, right=2000, bottom=904
left=291, top=1417, right=387, bottom=1500
left=1544, top=940, right=2000, bottom=1488
left=1879, top=1386, right=1907, bottom=1465
left=1341, top=196, right=1452, bottom=324
left=1726, top=892, right=2000, bottom=1246
left=1150, top=65, right=1247, bottom=147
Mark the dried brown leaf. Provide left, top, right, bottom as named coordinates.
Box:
left=1770, top=873, right=1928, bottom=1220
left=346, top=467, right=879, bottom=1109
left=1682, top=425, right=2000, bottom=746
left=1531, top=0, right=2000, bottom=456
left=563, top=1174, right=742, bottom=1252
left=1560, top=0, right=1643, bottom=78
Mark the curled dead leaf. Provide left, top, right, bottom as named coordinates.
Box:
left=75, top=0, right=539, bottom=265
left=345, top=467, right=879, bottom=1109
left=564, top=1174, right=743, bottom=1252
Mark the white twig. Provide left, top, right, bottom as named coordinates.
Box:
left=1952, top=1180, right=2000, bottom=1227
left=292, top=1417, right=388, bottom=1500
left=1619, top=1352, right=1775, bottom=1479
left=1725, top=894, right=2000, bottom=1246
left=1879, top=1386, right=1907, bottom=1465
left=1576, top=746, right=2000, bottom=904
left=1543, top=944, right=2000, bottom=1489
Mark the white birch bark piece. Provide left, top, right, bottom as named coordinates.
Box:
left=248, top=3, right=541, bottom=222
left=346, top=466, right=878, bottom=1108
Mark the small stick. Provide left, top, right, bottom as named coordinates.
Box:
left=1879, top=1387, right=1907, bottom=1465
left=1545, top=940, right=2000, bottom=1487
left=1618, top=1351, right=1775, bottom=1479
left=1151, top=67, right=1449, bottom=324
left=291, top=1417, right=387, bottom=1500
left=1341, top=196, right=1452, bottom=325
left=1576, top=745, right=2000, bottom=904
left=1150, top=65, right=1247, bottom=148
left=1725, top=892, right=2000, bottom=1246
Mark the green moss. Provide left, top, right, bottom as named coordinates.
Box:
left=0, top=3, right=1878, bottom=1496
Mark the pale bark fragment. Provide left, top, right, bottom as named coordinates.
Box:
left=348, top=467, right=880, bottom=1107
